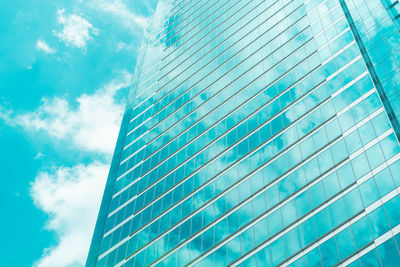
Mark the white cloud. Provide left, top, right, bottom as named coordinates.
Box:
left=0, top=72, right=131, bottom=266
left=115, top=41, right=135, bottom=52
left=7, top=70, right=131, bottom=154
left=53, top=9, right=99, bottom=49
left=11, top=71, right=132, bottom=267
left=34, top=152, right=45, bottom=159
left=36, top=39, right=56, bottom=54
left=31, top=162, right=109, bottom=267
left=95, top=0, right=148, bottom=31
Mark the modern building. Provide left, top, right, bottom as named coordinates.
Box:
left=87, top=0, right=400, bottom=266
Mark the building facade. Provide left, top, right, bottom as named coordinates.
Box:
left=87, top=0, right=400, bottom=266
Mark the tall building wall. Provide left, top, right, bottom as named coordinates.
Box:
left=87, top=0, right=400, bottom=266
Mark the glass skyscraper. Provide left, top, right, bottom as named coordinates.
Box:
left=87, top=0, right=400, bottom=266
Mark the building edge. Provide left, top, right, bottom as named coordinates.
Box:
left=85, top=38, right=149, bottom=267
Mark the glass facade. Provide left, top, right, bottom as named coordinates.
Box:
left=86, top=0, right=400, bottom=266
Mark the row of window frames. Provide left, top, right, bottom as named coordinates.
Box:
left=155, top=0, right=332, bottom=95
left=125, top=0, right=312, bottom=129
left=126, top=12, right=336, bottom=157
left=139, top=0, right=243, bottom=87
left=119, top=24, right=346, bottom=184
left=243, top=214, right=400, bottom=267
left=111, top=13, right=364, bottom=233
left=137, top=0, right=228, bottom=86
left=108, top=66, right=372, bottom=234
left=158, top=0, right=287, bottom=75
left=111, top=87, right=336, bottom=225
left=105, top=100, right=340, bottom=239
left=118, top=41, right=318, bottom=186
left=183, top=154, right=400, bottom=267
left=111, top=49, right=366, bottom=218
left=103, top=92, right=390, bottom=258
left=231, top=142, right=400, bottom=266
left=115, top=62, right=372, bottom=230
left=143, top=1, right=310, bottom=134
left=135, top=0, right=300, bottom=115
left=113, top=140, right=400, bottom=267
left=160, top=1, right=324, bottom=62
left=122, top=11, right=350, bottom=168
left=98, top=100, right=386, bottom=262
left=99, top=124, right=390, bottom=267
left=158, top=0, right=336, bottom=82
left=151, top=0, right=211, bottom=52
left=118, top=46, right=325, bottom=187
left=158, top=0, right=223, bottom=47
left=160, top=0, right=252, bottom=62
left=134, top=1, right=310, bottom=128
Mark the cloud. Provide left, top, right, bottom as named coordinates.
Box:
left=31, top=162, right=109, bottom=267
left=34, top=152, right=45, bottom=160
left=95, top=0, right=148, bottom=31
left=0, top=71, right=131, bottom=266
left=6, top=71, right=132, bottom=267
left=17, top=71, right=131, bottom=267
left=115, top=41, right=135, bottom=52
left=2, top=70, right=132, bottom=154
left=53, top=9, right=99, bottom=49
left=36, top=39, right=56, bottom=54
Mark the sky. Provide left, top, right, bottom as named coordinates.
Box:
left=0, top=0, right=158, bottom=266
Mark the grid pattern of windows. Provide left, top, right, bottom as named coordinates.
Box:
left=86, top=0, right=400, bottom=266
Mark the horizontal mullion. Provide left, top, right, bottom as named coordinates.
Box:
left=126, top=0, right=281, bottom=132
left=122, top=15, right=311, bottom=171
left=191, top=129, right=396, bottom=266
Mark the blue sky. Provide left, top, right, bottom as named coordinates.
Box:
left=0, top=0, right=157, bottom=266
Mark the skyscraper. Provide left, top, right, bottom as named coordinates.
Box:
left=87, top=0, right=400, bottom=266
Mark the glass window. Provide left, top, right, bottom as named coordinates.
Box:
left=295, top=191, right=312, bottom=218
left=254, top=218, right=269, bottom=246
left=344, top=188, right=364, bottom=217
left=359, top=176, right=380, bottom=207
left=330, top=198, right=348, bottom=227
left=227, top=236, right=241, bottom=263
left=331, top=140, right=348, bottom=164
left=358, top=121, right=376, bottom=146
left=285, top=228, right=302, bottom=258
left=242, top=254, right=256, bottom=267
left=278, top=177, right=294, bottom=201
left=268, top=209, right=283, bottom=236
left=299, top=218, right=317, bottom=247
left=377, top=238, right=400, bottom=266
left=319, top=237, right=339, bottom=267
left=345, top=130, right=362, bottom=155
left=336, top=227, right=356, bottom=260
left=337, top=161, right=356, bottom=190
left=389, top=159, right=400, bottom=186
left=270, top=237, right=286, bottom=266
left=303, top=246, right=322, bottom=266
left=288, top=256, right=304, bottom=267
left=255, top=246, right=272, bottom=267
left=366, top=142, right=385, bottom=170
left=323, top=172, right=341, bottom=199
left=351, top=153, right=370, bottom=179
left=384, top=196, right=400, bottom=228
left=292, top=167, right=307, bottom=192
left=314, top=207, right=333, bottom=238
left=347, top=259, right=361, bottom=267
left=360, top=248, right=381, bottom=266
left=317, top=149, right=334, bottom=175
left=368, top=206, right=391, bottom=239
left=374, top=168, right=396, bottom=197
left=308, top=181, right=326, bottom=209
left=351, top=216, right=373, bottom=249
left=281, top=200, right=297, bottom=228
